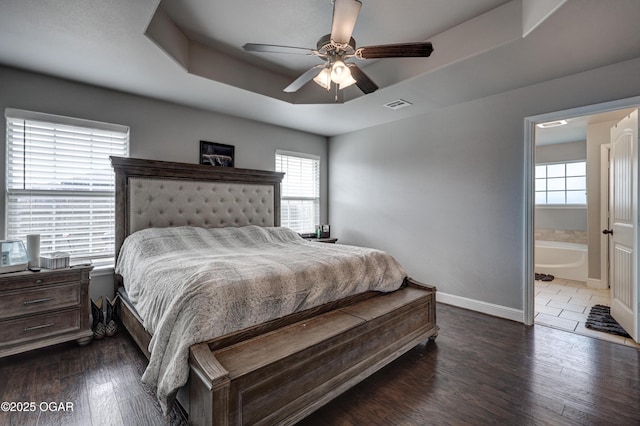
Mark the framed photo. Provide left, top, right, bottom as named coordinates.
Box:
left=200, top=141, right=235, bottom=167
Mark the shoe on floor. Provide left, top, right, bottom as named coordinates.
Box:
left=94, top=322, right=106, bottom=340
left=105, top=295, right=119, bottom=337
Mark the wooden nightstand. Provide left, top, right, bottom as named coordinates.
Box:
left=304, top=237, right=338, bottom=243
left=0, top=266, right=93, bottom=358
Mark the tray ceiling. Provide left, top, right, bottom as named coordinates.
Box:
left=0, top=0, right=638, bottom=136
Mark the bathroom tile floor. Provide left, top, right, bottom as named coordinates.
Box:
left=534, top=278, right=640, bottom=348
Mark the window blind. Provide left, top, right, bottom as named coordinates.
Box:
left=5, top=109, right=129, bottom=268
left=275, top=151, right=320, bottom=234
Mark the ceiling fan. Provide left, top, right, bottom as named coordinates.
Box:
left=243, top=0, right=433, bottom=95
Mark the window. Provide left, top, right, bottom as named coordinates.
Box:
left=275, top=151, right=320, bottom=234
left=5, top=109, right=129, bottom=268
left=535, top=161, right=586, bottom=205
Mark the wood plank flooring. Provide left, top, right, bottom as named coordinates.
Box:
left=1, top=303, right=639, bottom=425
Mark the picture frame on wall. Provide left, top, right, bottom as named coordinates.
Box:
left=200, top=141, right=235, bottom=167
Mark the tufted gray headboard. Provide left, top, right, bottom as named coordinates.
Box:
left=111, top=156, right=284, bottom=262
left=128, top=178, right=276, bottom=233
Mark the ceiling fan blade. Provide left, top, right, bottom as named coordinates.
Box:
left=331, top=0, right=362, bottom=45
left=283, top=65, right=325, bottom=93
left=347, top=63, right=378, bottom=94
left=355, top=42, right=433, bottom=59
left=243, top=43, right=315, bottom=55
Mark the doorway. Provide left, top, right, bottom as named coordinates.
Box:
left=523, top=97, right=640, bottom=344
left=533, top=121, right=592, bottom=334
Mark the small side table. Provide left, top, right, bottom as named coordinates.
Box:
left=304, top=238, right=338, bottom=244
left=0, top=266, right=94, bottom=358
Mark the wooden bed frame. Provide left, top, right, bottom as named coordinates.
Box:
left=111, top=156, right=438, bottom=425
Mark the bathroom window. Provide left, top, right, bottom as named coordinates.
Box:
left=535, top=161, right=586, bottom=205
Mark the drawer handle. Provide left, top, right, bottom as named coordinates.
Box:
left=23, top=323, right=54, bottom=332
left=35, top=279, right=43, bottom=284
left=23, top=297, right=54, bottom=305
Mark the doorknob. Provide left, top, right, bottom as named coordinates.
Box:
left=602, top=229, right=614, bottom=235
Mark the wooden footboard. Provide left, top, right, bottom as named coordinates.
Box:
left=188, top=280, right=437, bottom=426
left=116, top=279, right=437, bottom=425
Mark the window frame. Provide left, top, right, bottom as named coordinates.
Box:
left=5, top=108, right=130, bottom=269
left=534, top=160, right=587, bottom=207
left=275, top=150, right=321, bottom=235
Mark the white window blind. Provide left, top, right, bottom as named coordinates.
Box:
left=5, top=109, right=129, bottom=268
left=275, top=151, right=320, bottom=234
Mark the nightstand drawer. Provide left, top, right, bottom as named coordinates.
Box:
left=0, top=269, right=89, bottom=292
left=0, top=282, right=80, bottom=320
left=0, top=308, right=81, bottom=347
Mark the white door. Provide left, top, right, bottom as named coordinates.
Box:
left=608, top=109, right=639, bottom=342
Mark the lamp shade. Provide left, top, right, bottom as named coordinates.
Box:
left=339, top=74, right=357, bottom=89
left=330, top=60, right=351, bottom=84
left=313, top=67, right=332, bottom=90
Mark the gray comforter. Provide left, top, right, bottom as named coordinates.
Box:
left=115, top=225, right=406, bottom=412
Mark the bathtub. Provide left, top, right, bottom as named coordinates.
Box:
left=535, top=240, right=588, bottom=282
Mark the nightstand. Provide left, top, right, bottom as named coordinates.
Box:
left=0, top=266, right=93, bottom=358
left=304, top=238, right=338, bottom=243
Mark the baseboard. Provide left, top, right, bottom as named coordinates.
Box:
left=436, top=292, right=524, bottom=323
left=587, top=278, right=607, bottom=290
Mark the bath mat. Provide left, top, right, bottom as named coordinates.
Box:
left=585, top=304, right=631, bottom=338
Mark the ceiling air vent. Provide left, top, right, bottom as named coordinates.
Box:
left=383, top=99, right=412, bottom=110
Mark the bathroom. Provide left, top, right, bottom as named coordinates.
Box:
left=533, top=108, right=636, bottom=338
left=534, top=137, right=588, bottom=284
left=535, top=109, right=635, bottom=288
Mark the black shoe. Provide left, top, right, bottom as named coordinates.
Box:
left=91, top=297, right=106, bottom=340
left=105, top=295, right=119, bottom=337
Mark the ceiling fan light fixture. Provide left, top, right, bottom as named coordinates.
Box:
left=330, top=60, right=351, bottom=84
left=245, top=0, right=433, bottom=96
left=339, top=74, right=357, bottom=90
left=313, top=67, right=332, bottom=90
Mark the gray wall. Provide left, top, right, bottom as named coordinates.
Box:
left=535, top=140, right=586, bottom=163
left=535, top=141, right=587, bottom=232
left=0, top=66, right=328, bottom=300
left=329, top=58, right=640, bottom=312
left=534, top=208, right=587, bottom=232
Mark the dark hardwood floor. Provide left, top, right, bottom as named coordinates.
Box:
left=1, top=303, right=639, bottom=425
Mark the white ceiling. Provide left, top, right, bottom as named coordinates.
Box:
left=159, top=0, right=510, bottom=75
left=0, top=0, right=639, bottom=137
left=536, top=108, right=637, bottom=146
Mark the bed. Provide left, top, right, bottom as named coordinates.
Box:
left=111, top=156, right=438, bottom=425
